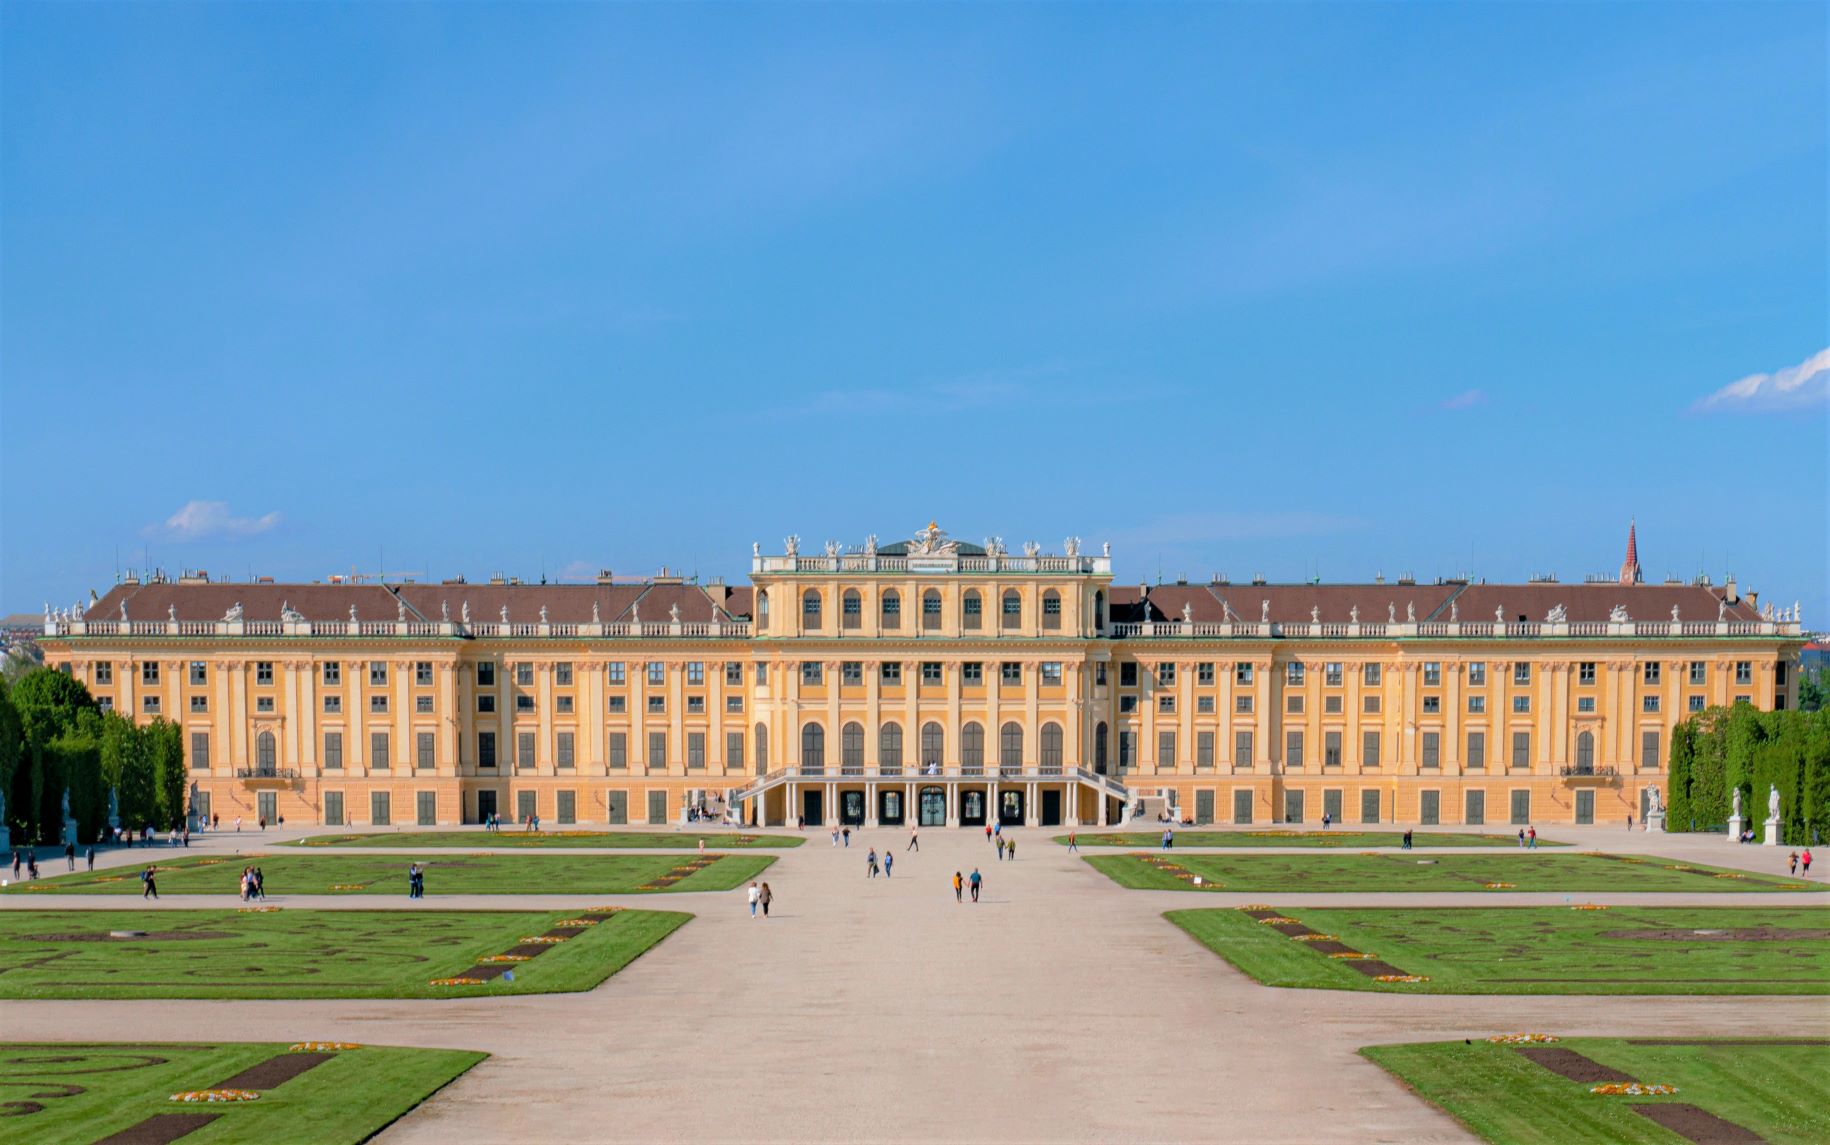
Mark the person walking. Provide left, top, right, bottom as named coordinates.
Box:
left=1006, top=838, right=1015, bottom=862
left=65, top=841, right=76, bottom=871
left=867, top=848, right=879, bottom=878
left=842, top=827, right=851, bottom=848
left=1804, top=848, right=1814, bottom=875
left=253, top=867, right=266, bottom=900
left=235, top=816, right=243, bottom=833
left=996, top=837, right=1005, bottom=862
left=985, top=824, right=993, bottom=845
left=140, top=865, right=159, bottom=900
left=1322, top=811, right=1331, bottom=830
left=1161, top=828, right=1173, bottom=852
left=9, top=849, right=19, bottom=879
left=1067, top=830, right=1078, bottom=853
left=1402, top=828, right=1413, bottom=851
left=884, top=851, right=894, bottom=878
left=1517, top=829, right=1526, bottom=849
left=758, top=882, right=772, bottom=918
left=747, top=880, right=760, bottom=918
left=26, top=853, right=39, bottom=880
left=1789, top=851, right=1800, bottom=876
left=952, top=871, right=964, bottom=903
left=85, top=846, right=95, bottom=871
left=908, top=828, right=919, bottom=852
left=969, top=867, right=982, bottom=903
left=831, top=827, right=839, bottom=848
left=1527, top=826, right=1538, bottom=849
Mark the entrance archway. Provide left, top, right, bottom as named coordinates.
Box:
left=919, top=787, right=946, bottom=826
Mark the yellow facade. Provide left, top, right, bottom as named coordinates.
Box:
left=41, top=527, right=1804, bottom=831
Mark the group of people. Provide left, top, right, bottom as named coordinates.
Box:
left=1787, top=849, right=1814, bottom=877
left=238, top=866, right=267, bottom=901
left=1516, top=826, right=1539, bottom=848
left=952, top=868, right=983, bottom=902
left=407, top=862, right=426, bottom=898
left=865, top=848, right=894, bottom=877
left=744, top=880, right=774, bottom=917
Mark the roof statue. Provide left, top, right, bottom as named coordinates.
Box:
left=1546, top=603, right=1567, bottom=623
left=461, top=600, right=471, bottom=624
left=1388, top=602, right=1397, bottom=624
left=224, top=602, right=244, bottom=622
left=1671, top=604, right=1681, bottom=622
left=1310, top=605, right=1320, bottom=624
left=539, top=605, right=549, bottom=624
left=169, top=604, right=178, bottom=622
left=441, top=600, right=450, bottom=622
left=1182, top=602, right=1193, bottom=623
left=349, top=604, right=358, bottom=622
left=823, top=539, right=840, bottom=558
left=669, top=603, right=681, bottom=623
left=1102, top=541, right=1111, bottom=557
left=1023, top=540, right=1040, bottom=559
left=910, top=521, right=959, bottom=556
left=1350, top=604, right=1360, bottom=624
left=1449, top=600, right=1459, bottom=622
left=120, top=601, right=129, bottom=621
left=1495, top=604, right=1505, bottom=623
left=784, top=534, right=800, bottom=557
left=631, top=602, right=640, bottom=625
left=397, top=599, right=407, bottom=622
left=499, top=604, right=509, bottom=623
left=1609, top=603, right=1629, bottom=623
left=43, top=602, right=50, bottom=621
left=864, top=534, right=878, bottom=556
left=1718, top=597, right=1727, bottom=621
left=591, top=601, right=600, bottom=624
left=752, top=541, right=761, bottom=558
left=1406, top=601, right=1416, bottom=623
left=1064, top=536, right=1080, bottom=558
left=1260, top=600, right=1270, bottom=623
left=985, top=536, right=1005, bottom=557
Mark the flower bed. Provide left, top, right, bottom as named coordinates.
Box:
left=1328, top=952, right=1375, bottom=960
left=430, top=977, right=485, bottom=986
left=1590, top=1083, right=1678, bottom=1096
left=479, top=954, right=532, bottom=964
left=237, top=906, right=281, bottom=913
left=1373, top=974, right=1429, bottom=983
left=1571, top=904, right=1608, bottom=911
left=518, top=936, right=566, bottom=944
left=330, top=884, right=368, bottom=891
left=288, top=1042, right=362, bottom=1052
left=171, top=1089, right=260, bottom=1103
left=1256, top=917, right=1299, bottom=926
left=1485, top=1033, right=1559, bottom=1045
left=553, top=919, right=599, bottom=927
left=1483, top=882, right=1516, bottom=889
left=1290, top=934, right=1340, bottom=943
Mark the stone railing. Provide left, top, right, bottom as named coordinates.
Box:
left=752, top=553, right=1111, bottom=575
left=46, top=617, right=752, bottom=640
left=1108, top=618, right=1802, bottom=640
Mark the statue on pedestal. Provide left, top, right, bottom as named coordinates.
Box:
left=1768, top=784, right=1781, bottom=821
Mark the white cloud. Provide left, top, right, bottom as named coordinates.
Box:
left=1693, top=347, right=1830, bottom=413
left=1439, top=389, right=1487, bottom=411
left=149, top=500, right=282, bottom=540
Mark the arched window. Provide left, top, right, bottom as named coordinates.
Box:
left=962, top=590, right=983, bottom=631
left=921, top=589, right=942, bottom=631
left=802, top=590, right=823, bottom=631
left=1042, top=590, right=1062, bottom=631
left=1040, top=722, right=1063, bottom=772
left=757, top=590, right=770, bottom=632
left=961, top=722, right=985, bottom=772
left=1000, top=721, right=1024, bottom=770
left=879, top=723, right=903, bottom=770
left=1094, top=720, right=1109, bottom=773
left=842, top=589, right=862, bottom=630
left=256, top=730, right=276, bottom=772
left=1001, top=590, right=1022, bottom=630
left=754, top=722, right=768, bottom=773
left=841, top=721, right=864, bottom=771
left=921, top=721, right=944, bottom=768
left=801, top=722, right=825, bottom=769
left=881, top=589, right=900, bottom=630
left=1576, top=731, right=1594, bottom=773
left=1094, top=590, right=1106, bottom=631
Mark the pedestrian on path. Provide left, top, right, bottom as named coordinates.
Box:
left=832, top=827, right=839, bottom=847
left=985, top=824, right=993, bottom=844
left=996, top=837, right=1005, bottom=862
left=1006, top=839, right=1015, bottom=861
left=1805, top=848, right=1814, bottom=875
left=9, top=849, right=18, bottom=879
left=1402, top=829, right=1413, bottom=851
left=26, top=853, right=39, bottom=880
left=1517, top=829, right=1526, bottom=848
left=867, top=848, right=879, bottom=878
left=1322, top=812, right=1331, bottom=830
left=1161, top=828, right=1173, bottom=851
left=1067, top=831, right=1078, bottom=853
left=85, top=846, right=95, bottom=871
left=969, top=867, right=982, bottom=902
left=995, top=821, right=1002, bottom=839
left=884, top=852, right=894, bottom=878
left=908, top=829, right=919, bottom=852
left=1626, top=813, right=1633, bottom=830
left=141, top=865, right=159, bottom=899
left=759, top=882, right=772, bottom=918
left=843, top=827, right=851, bottom=847
left=747, top=881, right=760, bottom=918
left=1789, top=852, right=1799, bottom=876
left=65, top=841, right=75, bottom=871
left=1527, top=826, right=1538, bottom=849
left=953, top=871, right=963, bottom=903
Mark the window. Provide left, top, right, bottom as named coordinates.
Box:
left=1467, top=662, right=1485, bottom=686
left=1235, top=662, right=1254, bottom=685
left=95, top=662, right=114, bottom=685
left=1575, top=731, right=1594, bottom=772
left=687, top=732, right=706, bottom=769
left=1513, top=662, right=1532, bottom=686
left=1001, top=662, right=1021, bottom=685
left=370, top=731, right=390, bottom=770
left=1689, top=661, right=1706, bottom=685
left=880, top=662, right=902, bottom=685
left=842, top=589, right=862, bottom=629
left=842, top=723, right=864, bottom=769
left=1038, top=723, right=1063, bottom=770
left=1422, top=662, right=1441, bottom=687
left=1364, top=663, right=1382, bottom=687
left=880, top=723, right=903, bottom=769
left=608, top=732, right=627, bottom=769
left=726, top=662, right=743, bottom=686
left=963, top=591, right=982, bottom=630
left=1734, top=695, right=1752, bottom=706
left=557, top=732, right=574, bottom=769
left=726, top=696, right=744, bottom=712
left=922, top=590, right=942, bottom=630
left=1641, top=730, right=1661, bottom=769
left=647, top=695, right=665, bottom=713
left=606, top=662, right=624, bottom=685
left=1001, top=590, right=1021, bottom=629
left=1042, top=590, right=1062, bottom=629
left=1096, top=663, right=1107, bottom=687
left=961, top=723, right=985, bottom=770
left=1579, top=662, right=1596, bottom=685
left=480, top=662, right=499, bottom=687
left=803, top=590, right=823, bottom=629
left=1467, top=731, right=1485, bottom=769
left=1421, top=731, right=1440, bottom=768
left=1158, top=730, right=1177, bottom=765
left=1286, top=730, right=1304, bottom=767
left=417, top=696, right=435, bottom=713
left=1363, top=695, right=1381, bottom=714
left=256, top=697, right=274, bottom=713
left=514, top=694, right=533, bottom=713
left=256, top=731, right=276, bottom=770
left=142, top=661, right=160, bottom=685
left=1119, top=696, right=1138, bottom=714
left=921, top=722, right=944, bottom=767
left=1361, top=731, right=1381, bottom=767
left=190, top=695, right=208, bottom=712
left=1120, top=663, right=1139, bottom=687
left=1512, top=696, right=1530, bottom=714
left=1735, top=661, right=1752, bottom=685
left=1324, top=731, right=1342, bottom=766
left=1422, top=696, right=1440, bottom=714
left=369, top=694, right=388, bottom=713
left=648, top=731, right=667, bottom=768
left=607, top=696, right=625, bottom=713
left=962, top=662, right=983, bottom=685
left=1577, top=696, right=1595, bottom=713
left=1688, top=695, right=1706, bottom=712
left=416, top=661, right=434, bottom=686
left=647, top=662, right=665, bottom=685
left=324, top=732, right=344, bottom=769
left=188, top=661, right=206, bottom=685
left=1468, top=695, right=1486, bottom=714
left=801, top=723, right=825, bottom=767
left=757, top=591, right=770, bottom=631
left=842, top=661, right=863, bottom=686
left=1642, top=695, right=1660, bottom=713
left=1234, top=730, right=1254, bottom=764
left=727, top=731, right=745, bottom=770
left=881, top=590, right=900, bottom=629
left=1197, top=696, right=1215, bottom=714
left=1286, top=662, right=1305, bottom=686
left=370, top=661, right=388, bottom=686
left=417, top=731, right=435, bottom=770
left=191, top=731, right=210, bottom=771
left=921, top=661, right=943, bottom=685
left=999, top=722, right=1023, bottom=769
left=1041, top=662, right=1063, bottom=685
left=555, top=696, right=573, bottom=714
left=1094, top=722, right=1109, bottom=771
left=1286, top=694, right=1305, bottom=714
left=1157, top=662, right=1177, bottom=686
left=754, top=723, right=768, bottom=770
left=1511, top=731, right=1530, bottom=768
left=1158, top=694, right=1175, bottom=713
left=1235, top=695, right=1254, bottom=713
left=1324, top=662, right=1343, bottom=687
left=685, top=662, right=704, bottom=685
left=1643, top=662, right=1661, bottom=685
left=802, top=662, right=823, bottom=686
left=554, top=662, right=571, bottom=686
left=1198, top=662, right=1215, bottom=685
left=1197, top=731, right=1215, bottom=768
left=1776, top=662, right=1788, bottom=687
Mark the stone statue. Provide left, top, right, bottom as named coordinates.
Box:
left=752, top=541, right=761, bottom=558
left=1732, top=788, right=1743, bottom=819
left=62, top=788, right=71, bottom=818
left=1350, top=605, right=1360, bottom=624
left=1768, top=784, right=1780, bottom=820
left=441, top=600, right=450, bottom=622
left=591, top=601, right=600, bottom=624
left=823, top=539, right=840, bottom=558
left=1671, top=604, right=1681, bottom=622
left=120, top=601, right=129, bottom=621
left=348, top=604, right=358, bottom=622
left=1023, top=540, right=1041, bottom=559
left=1310, top=605, right=1320, bottom=624
left=224, top=602, right=244, bottom=622
left=1609, top=604, right=1629, bottom=623
left=865, top=534, right=878, bottom=556
left=1064, top=536, right=1080, bottom=558
left=1260, top=600, right=1270, bottom=623
left=1406, top=601, right=1416, bottom=623
left=461, top=600, right=471, bottom=624
left=631, top=603, right=641, bottom=625
left=397, top=599, right=407, bottom=622
left=1450, top=600, right=1459, bottom=622
left=1102, top=541, right=1111, bottom=558
left=1182, top=602, right=1192, bottom=623
left=1546, top=604, right=1567, bottom=623
left=539, top=605, right=549, bottom=624
left=43, top=601, right=50, bottom=621
left=1388, top=603, right=1397, bottom=624
left=108, top=787, right=119, bottom=821
left=169, top=604, right=178, bottom=622
left=784, top=534, right=800, bottom=557
left=500, top=605, right=509, bottom=623
left=670, top=603, right=681, bottom=623
left=1495, top=604, right=1505, bottom=623
left=1718, top=598, right=1727, bottom=621
left=1646, top=785, right=1662, bottom=814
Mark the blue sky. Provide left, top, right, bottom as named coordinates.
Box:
left=3, top=3, right=1825, bottom=619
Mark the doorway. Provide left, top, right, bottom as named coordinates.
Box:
left=802, top=788, right=824, bottom=826
left=998, top=789, right=1025, bottom=826
left=919, top=787, right=946, bottom=827
left=477, top=789, right=498, bottom=825
left=257, top=791, right=278, bottom=824
left=960, top=789, right=986, bottom=827
left=841, top=790, right=865, bottom=826
left=607, top=789, right=627, bottom=825
left=1283, top=790, right=1304, bottom=824
left=878, top=789, right=905, bottom=826
left=647, top=790, right=668, bottom=824
left=1575, top=789, right=1595, bottom=824
left=1040, top=789, right=1063, bottom=827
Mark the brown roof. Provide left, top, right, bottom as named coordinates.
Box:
left=83, top=580, right=747, bottom=626
left=1447, top=582, right=1759, bottom=625
left=1111, top=583, right=1459, bottom=625
left=88, top=582, right=410, bottom=624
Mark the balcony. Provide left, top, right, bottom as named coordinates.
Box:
left=1558, top=764, right=1619, bottom=785
left=236, top=767, right=299, bottom=787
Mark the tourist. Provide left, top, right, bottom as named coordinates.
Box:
left=969, top=867, right=982, bottom=902
left=235, top=816, right=243, bottom=832
left=698, top=838, right=706, bottom=855
left=985, top=824, right=993, bottom=844
left=747, top=880, right=760, bottom=918
left=1322, top=812, right=1331, bottom=830
left=253, top=867, right=266, bottom=900
left=1528, top=826, right=1538, bottom=849
left=182, top=829, right=190, bottom=848
left=1161, top=827, right=1173, bottom=851
left=1626, top=813, right=1633, bottom=830
left=994, top=821, right=1002, bottom=840
left=9, top=849, right=19, bottom=879
left=1067, top=831, right=1078, bottom=853
left=842, top=827, right=851, bottom=848
left=258, top=817, right=266, bottom=831
left=1006, top=839, right=1015, bottom=862
left=867, top=848, right=879, bottom=878
left=26, top=853, right=39, bottom=879
left=1789, top=852, right=1799, bottom=876
left=996, top=837, right=1005, bottom=862
left=758, top=882, right=772, bottom=918
left=1402, top=829, right=1413, bottom=851
left=141, top=865, right=159, bottom=899
left=1517, top=829, right=1526, bottom=849
left=1804, top=848, right=1814, bottom=875
left=64, top=841, right=75, bottom=870
left=884, top=851, right=894, bottom=878
left=908, top=828, right=919, bottom=852
left=952, top=871, right=963, bottom=903
left=85, top=846, right=95, bottom=871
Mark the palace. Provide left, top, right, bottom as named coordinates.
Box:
left=39, top=523, right=1806, bottom=831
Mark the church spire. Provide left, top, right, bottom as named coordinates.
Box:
left=1618, top=519, right=1642, bottom=585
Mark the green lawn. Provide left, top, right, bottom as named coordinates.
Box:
left=1168, top=906, right=1830, bottom=994
left=2, top=851, right=773, bottom=896
left=1086, top=851, right=1813, bottom=893
left=2, top=1041, right=483, bottom=1143
left=1057, top=830, right=1557, bottom=848
left=287, top=830, right=803, bottom=849
left=0, top=908, right=690, bottom=999
left=1364, top=1037, right=1830, bottom=1144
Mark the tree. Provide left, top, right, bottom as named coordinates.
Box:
left=1801, top=666, right=1828, bottom=713
left=0, top=681, right=22, bottom=840
left=148, top=718, right=187, bottom=829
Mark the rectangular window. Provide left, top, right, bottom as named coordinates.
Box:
left=1197, top=731, right=1214, bottom=768
left=555, top=662, right=572, bottom=686
left=1234, top=730, right=1254, bottom=764
left=1422, top=696, right=1440, bottom=714
left=1042, top=593, right=1061, bottom=628
left=1362, top=731, right=1381, bottom=768
left=95, top=662, right=114, bottom=685
left=1316, top=729, right=1338, bottom=767
left=555, top=696, right=573, bottom=714
left=923, top=593, right=942, bottom=628
left=962, top=662, right=983, bottom=685
left=1001, top=593, right=1021, bottom=626
left=1735, top=661, right=1752, bottom=685
left=1235, top=662, right=1254, bottom=685
left=609, top=732, right=627, bottom=769
left=419, top=790, right=439, bottom=826
left=1120, top=663, right=1138, bottom=687
left=841, top=661, right=863, bottom=686
left=802, top=662, right=823, bottom=686
left=1467, top=695, right=1486, bottom=714
left=190, top=695, right=208, bottom=712
left=686, top=696, right=704, bottom=714
left=1363, top=663, right=1382, bottom=686
left=255, top=697, right=274, bottom=713
left=726, top=696, right=744, bottom=712
left=606, top=662, right=624, bottom=685
left=880, top=662, right=901, bottom=685
left=478, top=731, right=496, bottom=769
left=370, top=661, right=388, bottom=686
left=1775, top=661, right=1788, bottom=687
left=1467, top=731, right=1486, bottom=768
left=142, top=696, right=160, bottom=714
left=607, top=695, right=626, bottom=713
left=647, top=695, right=665, bottom=713
left=1198, top=662, right=1215, bottom=685
left=1577, top=696, right=1595, bottom=713
left=727, top=731, right=745, bottom=770
left=417, top=696, right=434, bottom=713
left=1643, top=662, right=1660, bottom=685
left=1511, top=731, right=1530, bottom=768
left=1512, top=696, right=1530, bottom=713
left=1234, top=695, right=1254, bottom=713
left=1509, top=790, right=1530, bottom=826
left=1467, top=662, right=1486, bottom=686
left=142, top=661, right=160, bottom=685
left=370, top=731, right=390, bottom=770
left=648, top=731, right=667, bottom=768
left=842, top=592, right=861, bottom=628
left=1285, top=730, right=1304, bottom=768
left=370, top=695, right=389, bottom=713
left=1324, top=662, right=1343, bottom=687
left=1513, top=662, right=1532, bottom=686
left=371, top=791, right=391, bottom=827
left=1158, top=662, right=1177, bottom=686
left=1641, top=730, right=1661, bottom=769
left=324, top=732, right=343, bottom=769
left=1688, top=695, right=1705, bottom=711
left=1287, top=694, right=1305, bottom=714
left=1158, top=730, right=1176, bottom=765
left=191, top=732, right=210, bottom=771
left=648, top=662, right=666, bottom=685
left=1118, top=731, right=1136, bottom=768
left=1096, top=663, right=1107, bottom=687
left=1642, top=695, right=1661, bottom=713
left=189, top=661, right=206, bottom=686
left=1363, top=695, right=1381, bottom=714
left=515, top=663, right=534, bottom=686
left=557, top=732, right=575, bottom=769
left=323, top=791, right=344, bottom=826
left=515, top=731, right=535, bottom=769
left=687, top=732, right=705, bottom=769
left=417, top=731, right=435, bottom=769
left=1157, top=694, right=1175, bottom=713
left=1197, top=696, right=1215, bottom=714
left=754, top=663, right=767, bottom=685
left=417, top=661, right=434, bottom=686
left=922, top=662, right=943, bottom=685
left=726, top=662, right=743, bottom=686
left=686, top=662, right=704, bottom=685
left=1422, top=662, right=1441, bottom=687
left=1689, top=661, right=1706, bottom=685
left=472, top=695, right=494, bottom=713
left=1001, top=662, right=1021, bottom=685
left=1421, top=731, right=1440, bottom=768
left=477, top=662, right=496, bottom=686
left=963, top=594, right=982, bottom=629
left=324, top=661, right=341, bottom=686
left=1286, top=662, right=1304, bottom=686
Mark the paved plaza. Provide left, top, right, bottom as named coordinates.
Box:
left=3, top=822, right=1825, bottom=1143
